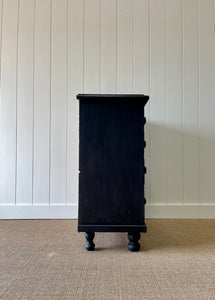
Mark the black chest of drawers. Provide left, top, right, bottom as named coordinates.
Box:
left=77, top=94, right=149, bottom=251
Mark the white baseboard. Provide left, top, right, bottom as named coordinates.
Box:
left=0, top=203, right=215, bottom=219
left=0, top=204, right=78, bottom=219
left=145, top=204, right=215, bottom=218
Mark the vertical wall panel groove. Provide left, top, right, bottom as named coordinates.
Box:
left=49, top=0, right=52, bottom=205
left=99, top=0, right=101, bottom=93
left=197, top=0, right=201, bottom=205
left=164, top=0, right=167, bottom=205
left=32, top=0, right=36, bottom=205
left=181, top=0, right=184, bottom=205
left=0, top=0, right=3, bottom=98
left=83, top=0, right=85, bottom=92
left=131, top=0, right=134, bottom=93
left=146, top=0, right=151, bottom=204
left=65, top=0, right=68, bottom=204
left=115, top=0, right=118, bottom=93
left=15, top=0, right=20, bottom=205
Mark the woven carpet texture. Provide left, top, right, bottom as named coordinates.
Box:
left=0, top=219, right=215, bottom=300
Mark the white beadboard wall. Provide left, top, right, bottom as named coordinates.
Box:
left=0, top=0, right=215, bottom=219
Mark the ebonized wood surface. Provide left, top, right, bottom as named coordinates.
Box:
left=77, top=94, right=148, bottom=233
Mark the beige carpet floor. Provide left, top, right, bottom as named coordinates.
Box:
left=0, top=219, right=215, bottom=300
